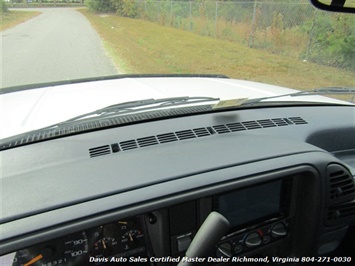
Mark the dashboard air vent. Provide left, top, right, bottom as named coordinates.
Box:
left=257, top=119, right=277, bottom=128
left=272, top=118, right=289, bottom=126
left=326, top=200, right=355, bottom=226
left=213, top=125, right=230, bottom=134
left=157, top=133, right=178, bottom=143
left=288, top=117, right=308, bottom=125
left=89, top=145, right=111, bottom=158
left=242, top=120, right=262, bottom=129
left=120, top=140, right=138, bottom=151
left=196, top=127, right=214, bottom=136
left=325, top=164, right=355, bottom=226
left=137, top=136, right=159, bottom=147
left=89, top=116, right=307, bottom=158
left=327, top=164, right=355, bottom=205
left=327, top=201, right=355, bottom=221
left=226, top=122, right=246, bottom=132
left=176, top=130, right=196, bottom=140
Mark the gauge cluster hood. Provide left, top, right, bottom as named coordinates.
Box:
left=0, top=77, right=347, bottom=139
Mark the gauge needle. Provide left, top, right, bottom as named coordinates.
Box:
left=129, top=233, right=133, bottom=241
left=24, top=254, right=43, bottom=266
left=102, top=240, right=107, bottom=249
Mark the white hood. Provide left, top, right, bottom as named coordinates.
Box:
left=0, top=77, right=349, bottom=139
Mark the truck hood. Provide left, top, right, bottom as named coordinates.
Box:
left=0, top=77, right=348, bottom=139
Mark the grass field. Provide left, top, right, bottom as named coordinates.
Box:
left=80, top=9, right=355, bottom=91
left=0, top=10, right=40, bottom=31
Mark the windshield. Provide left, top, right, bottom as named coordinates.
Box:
left=1, top=0, right=354, bottom=140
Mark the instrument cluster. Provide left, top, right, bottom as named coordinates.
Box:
left=7, top=216, right=147, bottom=266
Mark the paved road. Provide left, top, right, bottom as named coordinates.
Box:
left=1, top=8, right=119, bottom=88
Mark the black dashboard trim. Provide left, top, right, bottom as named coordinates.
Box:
left=0, top=162, right=324, bottom=255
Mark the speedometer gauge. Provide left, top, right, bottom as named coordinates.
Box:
left=12, top=231, right=88, bottom=266
left=88, top=217, right=147, bottom=261
left=93, top=237, right=119, bottom=257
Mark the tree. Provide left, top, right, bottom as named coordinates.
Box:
left=1, top=0, right=8, bottom=13
left=85, top=0, right=116, bottom=13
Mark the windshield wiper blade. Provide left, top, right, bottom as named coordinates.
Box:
left=243, top=87, right=355, bottom=105
left=56, top=96, right=220, bottom=126
left=0, top=97, right=221, bottom=150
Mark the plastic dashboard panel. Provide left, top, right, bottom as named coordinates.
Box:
left=1, top=105, right=355, bottom=264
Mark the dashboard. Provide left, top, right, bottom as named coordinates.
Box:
left=1, top=104, right=355, bottom=266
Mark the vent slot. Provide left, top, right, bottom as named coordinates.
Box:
left=289, top=117, right=308, bottom=125
left=213, top=125, right=231, bottom=134
left=120, top=140, right=138, bottom=151
left=88, top=116, right=307, bottom=158
left=257, top=119, right=277, bottom=128
left=137, top=136, right=159, bottom=147
left=326, top=200, right=355, bottom=226
left=157, top=133, right=178, bottom=143
left=325, top=164, right=355, bottom=226
left=89, top=145, right=111, bottom=158
left=272, top=118, right=289, bottom=126
left=242, top=121, right=262, bottom=130
left=327, top=164, right=355, bottom=205
left=227, top=123, right=246, bottom=132
left=194, top=127, right=213, bottom=137
left=176, top=130, right=196, bottom=140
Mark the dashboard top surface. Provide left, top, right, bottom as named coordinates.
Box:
left=1, top=104, right=355, bottom=258
left=4, top=105, right=352, bottom=222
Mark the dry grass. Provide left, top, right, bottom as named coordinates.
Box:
left=176, top=17, right=311, bottom=60
left=0, top=10, right=41, bottom=31
left=80, top=9, right=355, bottom=91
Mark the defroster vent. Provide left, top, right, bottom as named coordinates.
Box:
left=89, top=145, right=111, bottom=158
left=89, top=116, right=307, bottom=158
